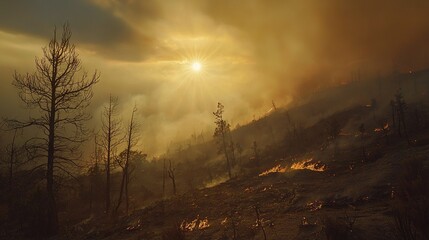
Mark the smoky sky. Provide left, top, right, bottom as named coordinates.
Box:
left=0, top=0, right=156, bottom=61
left=1, top=0, right=429, bottom=155
left=203, top=0, right=429, bottom=96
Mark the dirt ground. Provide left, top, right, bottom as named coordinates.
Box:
left=62, top=138, right=429, bottom=240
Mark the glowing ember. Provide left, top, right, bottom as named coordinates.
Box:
left=126, top=219, right=142, bottom=231
left=180, top=216, right=210, bottom=231
left=374, top=123, right=389, bottom=132
left=259, top=164, right=287, bottom=176
left=291, top=158, right=326, bottom=172
left=306, top=200, right=323, bottom=211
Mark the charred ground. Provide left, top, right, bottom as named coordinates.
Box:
left=31, top=70, right=429, bottom=240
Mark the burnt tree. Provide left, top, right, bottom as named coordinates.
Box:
left=7, top=23, right=99, bottom=236
left=213, top=102, right=232, bottom=179
left=99, top=95, right=122, bottom=214
left=116, top=105, right=139, bottom=214
left=167, top=159, right=177, bottom=195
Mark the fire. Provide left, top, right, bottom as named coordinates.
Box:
left=180, top=216, right=210, bottom=231
left=291, top=158, right=326, bottom=172
left=306, top=200, right=323, bottom=211
left=259, top=164, right=287, bottom=176
left=374, top=123, right=389, bottom=132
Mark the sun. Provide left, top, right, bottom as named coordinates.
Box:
left=191, top=61, right=202, bottom=72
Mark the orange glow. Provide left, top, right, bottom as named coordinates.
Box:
left=259, top=164, right=288, bottom=176
left=291, top=158, right=326, bottom=172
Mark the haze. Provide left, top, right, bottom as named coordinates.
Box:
left=1, top=0, right=429, bottom=155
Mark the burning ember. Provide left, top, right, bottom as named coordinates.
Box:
left=374, top=123, right=389, bottom=132
left=306, top=200, right=323, bottom=211
left=180, top=216, right=210, bottom=231
left=259, top=164, right=287, bottom=176
left=291, top=158, right=326, bottom=172
left=126, top=219, right=142, bottom=231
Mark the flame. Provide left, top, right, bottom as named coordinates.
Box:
left=198, top=218, right=210, bottom=229
left=259, top=164, right=287, bottom=176
left=291, top=158, right=326, bottom=172
left=180, top=216, right=210, bottom=231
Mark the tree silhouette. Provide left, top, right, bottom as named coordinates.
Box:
left=2, top=129, right=25, bottom=220
left=116, top=105, right=139, bottom=214
left=6, top=23, right=99, bottom=236
left=213, top=102, right=232, bottom=179
left=99, top=95, right=122, bottom=214
left=167, top=159, right=177, bottom=195
left=88, top=134, right=103, bottom=214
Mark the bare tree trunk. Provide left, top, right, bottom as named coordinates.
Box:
left=221, top=131, right=232, bottom=179
left=168, top=159, right=177, bottom=195
left=115, top=106, right=137, bottom=214
left=101, top=95, right=122, bottom=214
left=162, top=158, right=166, bottom=199
left=125, top=169, right=129, bottom=215
left=213, top=103, right=232, bottom=179
left=106, top=143, right=111, bottom=214
left=6, top=129, right=18, bottom=221
left=8, top=129, right=17, bottom=193
left=106, top=106, right=112, bottom=214
left=7, top=23, right=99, bottom=237
left=89, top=179, right=93, bottom=213
left=47, top=81, right=59, bottom=234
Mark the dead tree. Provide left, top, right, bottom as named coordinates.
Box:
left=116, top=105, right=138, bottom=215
left=3, top=129, right=25, bottom=219
left=163, top=157, right=166, bottom=199
left=6, top=129, right=18, bottom=193
left=213, top=102, right=232, bottom=179
left=88, top=134, right=103, bottom=214
left=99, top=95, right=122, bottom=214
left=6, top=23, right=99, bottom=236
left=167, top=159, right=177, bottom=195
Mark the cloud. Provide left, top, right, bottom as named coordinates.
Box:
left=202, top=0, right=429, bottom=97
left=0, top=0, right=157, bottom=61
left=1, top=0, right=429, bottom=156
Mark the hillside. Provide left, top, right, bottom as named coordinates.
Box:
left=62, top=119, right=429, bottom=240
left=54, top=71, right=429, bottom=240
